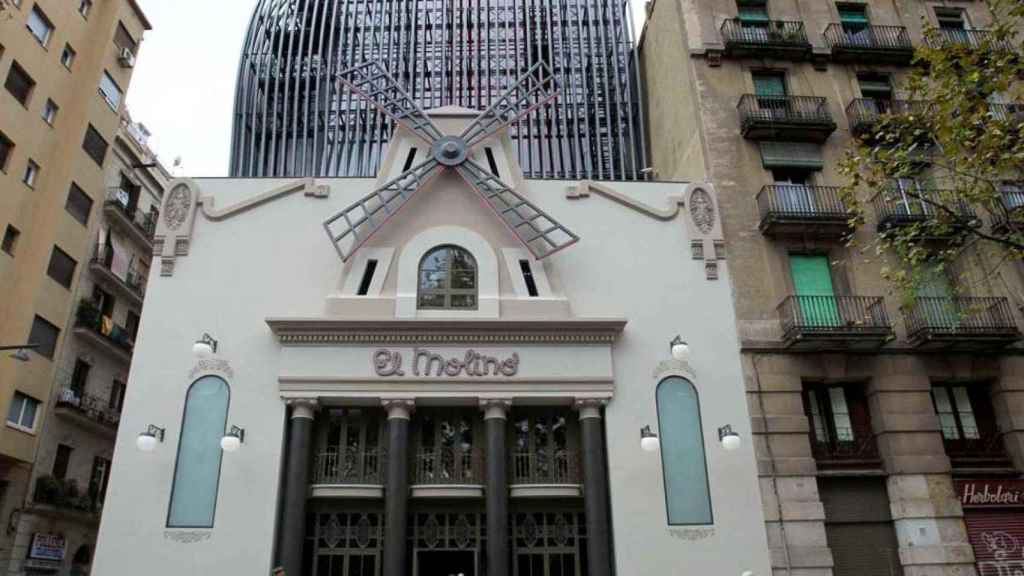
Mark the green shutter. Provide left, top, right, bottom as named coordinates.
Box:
left=754, top=74, right=786, bottom=97
left=790, top=255, right=841, bottom=326
left=739, top=5, right=769, bottom=23
left=839, top=7, right=869, bottom=25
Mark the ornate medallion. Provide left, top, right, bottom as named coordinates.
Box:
left=423, top=515, right=440, bottom=549
left=522, top=514, right=539, bottom=548
left=324, top=515, right=344, bottom=549
left=554, top=514, right=571, bottom=546
left=164, top=185, right=192, bottom=231
left=689, top=187, right=715, bottom=234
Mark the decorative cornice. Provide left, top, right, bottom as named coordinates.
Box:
left=266, top=318, right=627, bottom=345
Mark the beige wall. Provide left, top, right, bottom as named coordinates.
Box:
left=642, top=2, right=1024, bottom=576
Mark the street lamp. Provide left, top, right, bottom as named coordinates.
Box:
left=0, top=343, right=38, bottom=362
left=192, top=333, right=218, bottom=358
left=220, top=425, right=245, bottom=452
left=136, top=425, right=166, bottom=452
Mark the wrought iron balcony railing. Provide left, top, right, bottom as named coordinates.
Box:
left=943, top=427, right=1010, bottom=467
left=721, top=19, right=811, bottom=57
left=413, top=447, right=484, bottom=485
left=992, top=188, right=1024, bottom=231
left=779, top=295, right=892, bottom=341
left=810, top=428, right=882, bottom=469
left=926, top=28, right=1016, bottom=52
left=313, top=449, right=386, bottom=485
left=846, top=99, right=933, bottom=138
left=511, top=451, right=581, bottom=485
left=105, top=188, right=156, bottom=243
left=55, top=388, right=122, bottom=429
left=824, top=24, right=914, bottom=62
left=904, top=297, right=1020, bottom=343
left=90, top=245, right=146, bottom=297
left=33, top=475, right=103, bottom=515
left=757, top=185, right=851, bottom=237
left=988, top=102, right=1024, bottom=125
left=738, top=95, right=836, bottom=141
left=74, top=299, right=134, bottom=356
left=873, top=187, right=979, bottom=232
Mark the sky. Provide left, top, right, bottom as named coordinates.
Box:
left=127, top=0, right=647, bottom=177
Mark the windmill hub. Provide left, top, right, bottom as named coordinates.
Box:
left=432, top=136, right=469, bottom=167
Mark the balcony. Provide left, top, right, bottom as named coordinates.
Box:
left=778, top=296, right=893, bottom=350
left=412, top=447, right=484, bottom=498
left=54, top=389, right=121, bottom=438
left=103, top=189, right=156, bottom=250
left=991, top=188, right=1024, bottom=232
left=720, top=19, right=812, bottom=60
left=824, top=24, right=914, bottom=64
left=31, top=475, right=102, bottom=523
left=989, top=102, right=1024, bottom=126
left=738, top=95, right=837, bottom=142
left=310, top=449, right=386, bottom=498
left=943, top=429, right=1012, bottom=470
left=811, top=429, right=883, bottom=471
left=757, top=185, right=852, bottom=238
left=873, top=188, right=979, bottom=234
left=846, top=99, right=933, bottom=140
left=510, top=451, right=582, bottom=498
left=925, top=28, right=1016, bottom=53
left=73, top=299, right=134, bottom=364
left=904, top=297, right=1021, bottom=349
left=89, top=246, right=146, bottom=309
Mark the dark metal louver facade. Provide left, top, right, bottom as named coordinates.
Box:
left=230, top=0, right=648, bottom=180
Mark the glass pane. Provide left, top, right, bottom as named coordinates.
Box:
left=932, top=389, right=960, bottom=439
left=657, top=377, right=713, bottom=524
left=828, top=388, right=853, bottom=441
left=515, top=417, right=530, bottom=451
left=808, top=391, right=829, bottom=442
left=450, top=270, right=475, bottom=289
left=168, top=376, right=229, bottom=527
left=419, top=269, right=447, bottom=290
left=7, top=395, right=23, bottom=424
left=953, top=388, right=979, bottom=439
left=450, top=294, right=477, bottom=308
left=20, top=398, right=37, bottom=428
left=418, top=293, right=445, bottom=308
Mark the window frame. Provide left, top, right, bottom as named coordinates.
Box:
left=82, top=124, right=108, bottom=167
left=60, top=44, right=76, bottom=70
left=23, top=159, right=39, bottom=188
left=417, top=245, right=480, bottom=311
left=166, top=375, right=230, bottom=529
left=98, top=71, right=122, bottom=112
left=26, top=5, right=54, bottom=48
left=5, top=61, right=36, bottom=107
left=78, top=0, right=92, bottom=19
left=65, top=183, right=93, bottom=226
left=6, top=392, right=41, bottom=434
left=2, top=225, right=20, bottom=256
left=46, top=245, right=77, bottom=289
left=930, top=385, right=981, bottom=441
left=0, top=130, right=12, bottom=172
left=28, top=315, right=60, bottom=359
left=42, top=98, right=58, bottom=125
left=655, top=376, right=714, bottom=526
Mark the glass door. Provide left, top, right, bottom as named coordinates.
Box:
left=772, top=169, right=815, bottom=214
left=320, top=409, right=384, bottom=484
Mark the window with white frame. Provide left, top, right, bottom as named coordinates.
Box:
left=417, top=245, right=478, bottom=310
left=7, top=392, right=41, bottom=433
left=98, top=72, right=122, bottom=111
left=26, top=6, right=54, bottom=47
left=42, top=98, right=57, bottom=125
left=61, top=44, right=76, bottom=69
left=78, top=0, right=92, bottom=18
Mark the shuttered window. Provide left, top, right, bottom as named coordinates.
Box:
left=819, top=478, right=903, bottom=576
left=759, top=142, right=824, bottom=170
left=46, top=246, right=77, bottom=289
left=790, top=255, right=840, bottom=326
left=82, top=125, right=108, bottom=167
left=65, top=183, right=93, bottom=226
left=838, top=4, right=869, bottom=33
left=738, top=1, right=769, bottom=24
left=753, top=72, right=787, bottom=97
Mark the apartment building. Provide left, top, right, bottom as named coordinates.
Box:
left=641, top=2, right=1024, bottom=576
left=0, top=0, right=152, bottom=572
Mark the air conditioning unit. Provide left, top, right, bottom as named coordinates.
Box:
left=118, top=47, right=135, bottom=68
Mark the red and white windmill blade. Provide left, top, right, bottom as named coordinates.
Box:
left=323, top=60, right=580, bottom=262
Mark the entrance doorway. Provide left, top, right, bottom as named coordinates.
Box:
left=416, top=550, right=476, bottom=576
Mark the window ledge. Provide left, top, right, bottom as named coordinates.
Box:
left=5, top=422, right=37, bottom=435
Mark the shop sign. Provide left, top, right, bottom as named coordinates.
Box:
left=28, top=533, right=66, bottom=561
left=373, top=348, right=519, bottom=377
left=956, top=480, right=1024, bottom=508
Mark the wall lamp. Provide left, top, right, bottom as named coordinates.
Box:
left=1, top=343, right=38, bottom=362
left=669, top=336, right=690, bottom=361
left=192, top=333, right=218, bottom=359
left=719, top=425, right=741, bottom=451
left=136, top=425, right=166, bottom=452
left=221, top=425, right=245, bottom=452
left=640, top=425, right=660, bottom=452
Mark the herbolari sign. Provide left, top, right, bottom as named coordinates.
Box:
left=373, top=348, right=519, bottom=377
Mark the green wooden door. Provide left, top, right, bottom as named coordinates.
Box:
left=916, top=265, right=957, bottom=328
left=790, top=255, right=841, bottom=326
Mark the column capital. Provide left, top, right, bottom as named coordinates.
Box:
left=286, top=398, right=319, bottom=420
left=382, top=398, right=416, bottom=420
left=574, top=398, right=608, bottom=420
left=480, top=398, right=512, bottom=420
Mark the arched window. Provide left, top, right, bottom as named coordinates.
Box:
left=656, top=376, right=713, bottom=525
left=167, top=375, right=229, bottom=528
left=417, top=245, right=478, bottom=310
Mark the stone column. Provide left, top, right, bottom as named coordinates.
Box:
left=577, top=399, right=612, bottom=576
left=382, top=399, right=414, bottom=576
left=277, top=398, right=318, bottom=576
left=482, top=399, right=512, bottom=576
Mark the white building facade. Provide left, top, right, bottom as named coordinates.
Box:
left=92, top=106, right=771, bottom=576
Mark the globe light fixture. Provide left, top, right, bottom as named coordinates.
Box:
left=136, top=425, right=165, bottom=452
left=719, top=425, right=741, bottom=451
left=640, top=425, right=661, bottom=452
left=221, top=425, right=245, bottom=452
left=669, top=336, right=690, bottom=361
left=192, top=333, right=218, bottom=358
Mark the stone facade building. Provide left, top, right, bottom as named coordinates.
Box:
left=0, top=1, right=152, bottom=572
left=640, top=2, right=1024, bottom=576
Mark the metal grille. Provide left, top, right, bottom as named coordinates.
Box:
left=231, top=0, right=648, bottom=180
